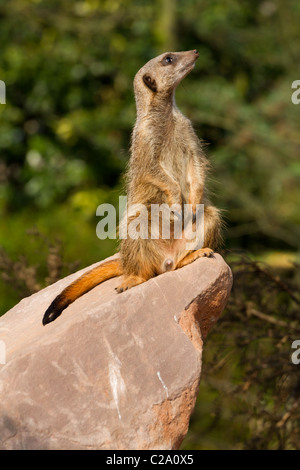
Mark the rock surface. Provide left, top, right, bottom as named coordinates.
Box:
left=0, top=253, right=232, bottom=450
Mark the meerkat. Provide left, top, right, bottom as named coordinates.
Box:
left=42, top=49, right=222, bottom=325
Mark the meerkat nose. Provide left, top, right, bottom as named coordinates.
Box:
left=193, top=49, right=199, bottom=55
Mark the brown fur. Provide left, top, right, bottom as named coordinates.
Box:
left=43, top=50, right=222, bottom=325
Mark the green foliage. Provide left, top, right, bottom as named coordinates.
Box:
left=0, top=0, right=299, bottom=250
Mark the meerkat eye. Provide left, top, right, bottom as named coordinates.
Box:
left=162, top=54, right=176, bottom=66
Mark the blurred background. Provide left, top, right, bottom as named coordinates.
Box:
left=0, top=0, right=299, bottom=449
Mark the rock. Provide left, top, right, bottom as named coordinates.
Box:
left=0, top=253, right=232, bottom=450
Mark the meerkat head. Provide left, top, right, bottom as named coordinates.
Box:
left=134, top=50, right=199, bottom=105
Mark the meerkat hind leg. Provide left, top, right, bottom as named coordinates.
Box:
left=176, top=247, right=214, bottom=269
left=115, top=274, right=147, bottom=293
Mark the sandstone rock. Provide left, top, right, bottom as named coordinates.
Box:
left=0, top=253, right=232, bottom=450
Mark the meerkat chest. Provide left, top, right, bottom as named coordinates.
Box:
left=159, top=145, right=192, bottom=204
left=160, top=144, right=188, bottom=178
left=160, top=119, right=197, bottom=190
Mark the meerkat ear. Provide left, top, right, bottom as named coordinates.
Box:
left=143, top=74, right=157, bottom=92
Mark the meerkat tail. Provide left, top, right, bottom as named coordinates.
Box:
left=42, top=259, right=122, bottom=325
